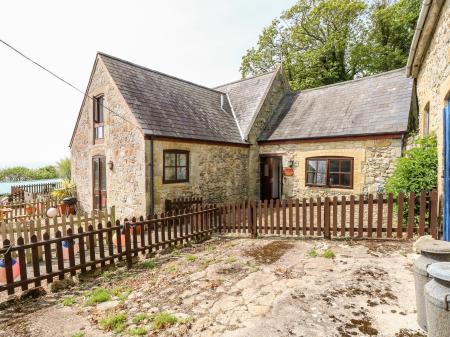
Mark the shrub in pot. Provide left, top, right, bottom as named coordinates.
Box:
left=51, top=180, right=76, bottom=216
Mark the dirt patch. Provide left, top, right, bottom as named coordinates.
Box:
left=245, top=241, right=293, bottom=264
left=395, top=328, right=427, bottom=337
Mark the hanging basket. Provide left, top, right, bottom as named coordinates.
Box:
left=283, top=167, right=294, bottom=176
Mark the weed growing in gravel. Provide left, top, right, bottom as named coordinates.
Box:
left=86, top=288, right=112, bottom=305
left=206, top=244, right=216, bottom=252
left=63, top=296, right=76, bottom=306
left=227, top=256, right=236, bottom=263
left=111, top=287, right=131, bottom=302
left=127, top=327, right=147, bottom=336
left=71, top=332, right=85, bottom=337
left=171, top=249, right=181, bottom=256
left=186, top=254, right=197, bottom=262
left=140, top=259, right=156, bottom=269
left=100, top=313, right=127, bottom=333
left=167, top=265, right=177, bottom=273
left=151, top=312, right=178, bottom=330
left=132, top=313, right=149, bottom=324
left=308, top=247, right=318, bottom=257
left=201, top=257, right=215, bottom=269
left=323, top=249, right=335, bottom=259
left=101, top=269, right=116, bottom=279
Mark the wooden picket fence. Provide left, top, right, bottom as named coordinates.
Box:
left=0, top=198, right=61, bottom=222
left=218, top=191, right=439, bottom=240
left=0, top=205, right=218, bottom=295
left=10, top=181, right=62, bottom=201
left=165, top=197, right=203, bottom=212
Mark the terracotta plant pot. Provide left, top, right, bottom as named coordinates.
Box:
left=283, top=167, right=294, bottom=176
left=58, top=203, right=67, bottom=216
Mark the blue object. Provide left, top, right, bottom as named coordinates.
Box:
left=0, top=258, right=17, bottom=268
left=444, top=103, right=450, bottom=241
left=62, top=240, right=76, bottom=248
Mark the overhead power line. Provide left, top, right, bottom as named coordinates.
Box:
left=0, top=38, right=139, bottom=128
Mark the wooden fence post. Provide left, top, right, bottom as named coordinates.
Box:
left=324, top=197, right=331, bottom=239
left=430, top=190, right=438, bottom=239
left=124, top=220, right=132, bottom=269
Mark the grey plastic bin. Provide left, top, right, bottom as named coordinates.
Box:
left=425, top=262, right=450, bottom=337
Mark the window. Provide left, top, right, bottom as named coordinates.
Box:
left=93, top=95, right=104, bottom=142
left=163, top=150, right=189, bottom=183
left=306, top=157, right=353, bottom=188
left=93, top=156, right=107, bottom=210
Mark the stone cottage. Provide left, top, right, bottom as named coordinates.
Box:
left=70, top=53, right=415, bottom=218
left=406, top=0, right=449, bottom=239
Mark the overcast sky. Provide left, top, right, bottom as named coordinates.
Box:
left=0, top=0, right=296, bottom=168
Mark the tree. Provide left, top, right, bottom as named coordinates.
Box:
left=240, top=0, right=421, bottom=90
left=56, top=157, right=71, bottom=179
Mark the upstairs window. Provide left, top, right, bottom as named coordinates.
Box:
left=163, top=150, right=189, bottom=183
left=93, top=95, right=104, bottom=142
left=306, top=157, right=353, bottom=188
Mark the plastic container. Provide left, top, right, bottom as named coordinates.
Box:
left=425, top=262, right=450, bottom=337
left=414, top=239, right=450, bottom=331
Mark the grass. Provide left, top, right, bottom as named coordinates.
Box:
left=127, top=327, right=147, bottom=336
left=151, top=312, right=178, bottom=330
left=206, top=244, right=216, bottom=252
left=132, top=313, right=149, bottom=324
left=63, top=296, right=76, bottom=306
left=308, top=247, right=318, bottom=258
left=85, top=288, right=111, bottom=306
left=100, top=313, right=127, bottom=333
left=140, top=259, right=156, bottom=269
left=71, top=332, right=85, bottom=337
left=227, top=256, right=236, bottom=263
left=167, top=265, right=177, bottom=273
left=111, top=287, right=132, bottom=302
left=186, top=254, right=197, bottom=262
left=322, top=249, right=335, bottom=259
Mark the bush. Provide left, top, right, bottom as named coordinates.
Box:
left=385, top=135, right=438, bottom=195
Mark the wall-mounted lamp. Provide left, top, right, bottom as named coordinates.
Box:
left=288, top=160, right=299, bottom=168
left=108, top=160, right=114, bottom=170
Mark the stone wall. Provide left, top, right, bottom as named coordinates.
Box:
left=415, top=1, right=450, bottom=196
left=259, top=138, right=403, bottom=199
left=70, top=57, right=147, bottom=219
left=247, top=68, right=290, bottom=198
left=150, top=140, right=249, bottom=213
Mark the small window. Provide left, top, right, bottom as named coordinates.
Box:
left=163, top=150, right=189, bottom=183
left=93, top=95, right=104, bottom=142
left=306, top=157, right=353, bottom=188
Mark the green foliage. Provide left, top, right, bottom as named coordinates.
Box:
left=151, top=312, right=178, bottom=330
left=0, top=165, right=58, bottom=182
left=71, top=332, right=85, bottom=337
left=56, top=157, right=71, bottom=179
left=85, top=288, right=112, bottom=305
left=241, top=0, right=421, bottom=90
left=63, top=296, right=76, bottom=306
left=322, top=249, right=335, bottom=259
left=385, top=135, right=438, bottom=195
left=308, top=247, right=318, bottom=257
left=132, top=313, right=149, bottom=324
left=51, top=179, right=76, bottom=199
left=140, top=259, right=156, bottom=270
left=186, top=254, right=197, bottom=262
left=127, top=327, right=147, bottom=336
left=100, top=313, right=127, bottom=333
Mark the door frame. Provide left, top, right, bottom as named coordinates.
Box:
left=260, top=155, right=283, bottom=200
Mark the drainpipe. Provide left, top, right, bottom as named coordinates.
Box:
left=150, top=135, right=155, bottom=215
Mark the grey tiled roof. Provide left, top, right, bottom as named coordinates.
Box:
left=99, top=53, right=245, bottom=144
left=259, top=68, right=413, bottom=141
left=215, top=72, right=276, bottom=139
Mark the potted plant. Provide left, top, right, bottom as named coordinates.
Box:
left=283, top=167, right=294, bottom=176
left=51, top=180, right=76, bottom=216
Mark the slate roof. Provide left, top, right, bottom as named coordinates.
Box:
left=99, top=53, right=245, bottom=144
left=259, top=68, right=413, bottom=141
left=215, top=71, right=277, bottom=139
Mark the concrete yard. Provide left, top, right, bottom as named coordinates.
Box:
left=0, top=236, right=426, bottom=337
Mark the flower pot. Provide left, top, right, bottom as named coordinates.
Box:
left=62, top=240, right=79, bottom=260
left=283, top=167, right=294, bottom=176
left=58, top=203, right=67, bottom=216
left=0, top=258, right=20, bottom=283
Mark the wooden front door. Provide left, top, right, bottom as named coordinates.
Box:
left=260, top=156, right=282, bottom=201
left=93, top=156, right=107, bottom=210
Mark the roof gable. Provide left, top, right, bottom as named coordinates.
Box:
left=99, top=53, right=245, bottom=144
left=215, top=71, right=278, bottom=139
left=259, top=68, right=413, bottom=141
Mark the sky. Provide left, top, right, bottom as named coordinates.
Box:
left=0, top=0, right=297, bottom=169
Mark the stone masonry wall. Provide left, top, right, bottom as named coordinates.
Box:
left=259, top=138, right=403, bottom=199
left=71, top=57, right=147, bottom=219
left=416, top=1, right=450, bottom=196
left=248, top=69, right=290, bottom=199
left=150, top=140, right=249, bottom=214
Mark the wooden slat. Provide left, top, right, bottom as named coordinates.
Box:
left=332, top=197, right=338, bottom=237
left=377, top=194, right=383, bottom=238
left=349, top=195, right=355, bottom=237
left=387, top=193, right=393, bottom=238
left=309, top=197, right=314, bottom=236
left=397, top=193, right=404, bottom=238
left=302, top=198, right=307, bottom=236
left=430, top=190, right=438, bottom=239
left=17, top=237, right=28, bottom=291
left=407, top=192, right=415, bottom=238
left=340, top=196, right=346, bottom=236
left=324, top=197, right=330, bottom=239
left=295, top=199, right=300, bottom=236
left=316, top=197, right=322, bottom=236
left=264, top=200, right=268, bottom=234
left=367, top=194, right=373, bottom=238
left=358, top=195, right=364, bottom=238
left=276, top=199, right=280, bottom=235
left=419, top=191, right=426, bottom=236
left=270, top=199, right=275, bottom=234
left=282, top=200, right=287, bottom=235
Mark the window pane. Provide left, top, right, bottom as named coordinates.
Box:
left=177, top=153, right=187, bottom=166
left=165, top=153, right=176, bottom=166
left=94, top=195, right=100, bottom=210
left=101, top=159, right=107, bottom=190
left=316, top=173, right=326, bottom=185
left=329, top=160, right=339, bottom=172
left=95, top=126, right=104, bottom=139
left=264, top=164, right=269, bottom=177
left=341, top=160, right=351, bottom=173
left=165, top=167, right=176, bottom=181
left=329, top=173, right=340, bottom=185
left=177, top=167, right=187, bottom=180
left=317, top=160, right=327, bottom=173
left=307, top=172, right=315, bottom=184
left=98, top=97, right=104, bottom=123
left=93, top=159, right=99, bottom=188
left=341, top=173, right=351, bottom=187
left=101, top=193, right=107, bottom=208
left=307, top=160, right=317, bottom=172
